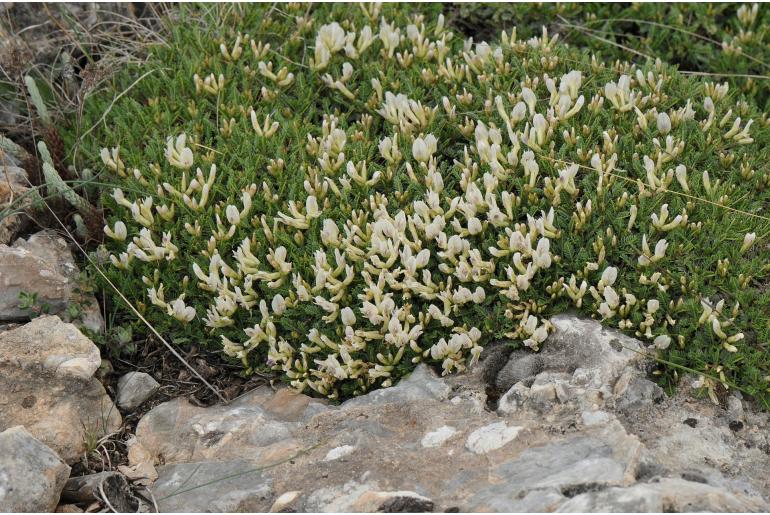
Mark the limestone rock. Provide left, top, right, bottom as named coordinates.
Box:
left=0, top=316, right=121, bottom=463
left=0, top=231, right=103, bottom=332
left=465, top=421, right=523, bottom=454
left=614, top=375, right=665, bottom=413
left=136, top=387, right=322, bottom=464
left=341, top=364, right=451, bottom=408
left=556, top=478, right=768, bottom=512
left=0, top=315, right=100, bottom=378
left=151, top=460, right=274, bottom=512
left=495, top=314, right=644, bottom=396
left=0, top=426, right=71, bottom=512
left=130, top=315, right=770, bottom=512
left=116, top=372, right=160, bottom=411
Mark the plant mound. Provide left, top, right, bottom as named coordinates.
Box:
left=74, top=5, right=770, bottom=402
left=452, top=3, right=770, bottom=110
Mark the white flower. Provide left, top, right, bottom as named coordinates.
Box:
left=306, top=195, right=321, bottom=218
left=412, top=134, right=437, bottom=163
left=467, top=217, right=482, bottom=235
left=740, top=232, right=756, bottom=254
left=656, top=112, right=671, bottom=135
left=165, top=134, right=194, bottom=169
left=601, top=266, right=617, bottom=287
left=521, top=87, right=537, bottom=114
left=272, top=294, right=287, bottom=315
left=314, top=22, right=346, bottom=69
left=379, top=18, right=401, bottom=57
left=104, top=221, right=127, bottom=241
left=167, top=297, right=196, bottom=322
left=321, top=219, right=340, bottom=246
left=225, top=205, right=241, bottom=225
left=653, top=335, right=671, bottom=350
left=675, top=165, right=689, bottom=192
left=341, top=307, right=356, bottom=326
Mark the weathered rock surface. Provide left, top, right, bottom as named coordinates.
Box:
left=0, top=230, right=103, bottom=332
left=0, top=316, right=121, bottom=463
left=116, top=371, right=160, bottom=411
left=0, top=426, right=71, bottom=512
left=131, top=315, right=770, bottom=512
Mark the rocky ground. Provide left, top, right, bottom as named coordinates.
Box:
left=2, top=4, right=770, bottom=513
left=1, top=223, right=769, bottom=512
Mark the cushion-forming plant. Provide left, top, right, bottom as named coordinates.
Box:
left=72, top=4, right=770, bottom=403
left=451, top=3, right=770, bottom=110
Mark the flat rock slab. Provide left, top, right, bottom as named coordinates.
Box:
left=138, top=363, right=644, bottom=512
left=133, top=317, right=770, bottom=512
left=151, top=461, right=273, bottom=512
left=0, top=426, right=71, bottom=512
left=0, top=316, right=120, bottom=463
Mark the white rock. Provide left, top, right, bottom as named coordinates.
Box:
left=324, top=444, right=356, bottom=461
left=421, top=426, right=457, bottom=448
left=466, top=422, right=523, bottom=454
left=270, top=490, right=301, bottom=512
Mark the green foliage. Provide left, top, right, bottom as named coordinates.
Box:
left=450, top=3, right=770, bottom=109
left=61, top=4, right=770, bottom=405
left=18, top=291, right=51, bottom=318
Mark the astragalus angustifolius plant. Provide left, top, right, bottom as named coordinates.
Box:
left=77, top=4, right=770, bottom=403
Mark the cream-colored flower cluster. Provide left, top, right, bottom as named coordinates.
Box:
left=98, top=5, right=770, bottom=399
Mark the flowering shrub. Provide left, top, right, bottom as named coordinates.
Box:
left=70, top=4, right=770, bottom=403
left=451, top=3, right=770, bottom=110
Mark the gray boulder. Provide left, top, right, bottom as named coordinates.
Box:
left=0, top=426, right=70, bottom=512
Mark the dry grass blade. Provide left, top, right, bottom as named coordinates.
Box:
left=556, top=16, right=656, bottom=61
left=583, top=16, right=770, bottom=71
left=70, top=68, right=160, bottom=159
left=538, top=153, right=770, bottom=224
left=680, top=70, right=770, bottom=81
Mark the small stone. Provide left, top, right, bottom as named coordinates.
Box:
left=324, top=445, right=356, bottom=461
left=495, top=351, right=543, bottom=391
left=0, top=426, right=71, bottom=512
left=466, top=422, right=523, bottom=455
left=496, top=382, right=529, bottom=414
left=270, top=491, right=301, bottom=512
left=421, top=426, right=458, bottom=448
left=117, top=371, right=160, bottom=411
